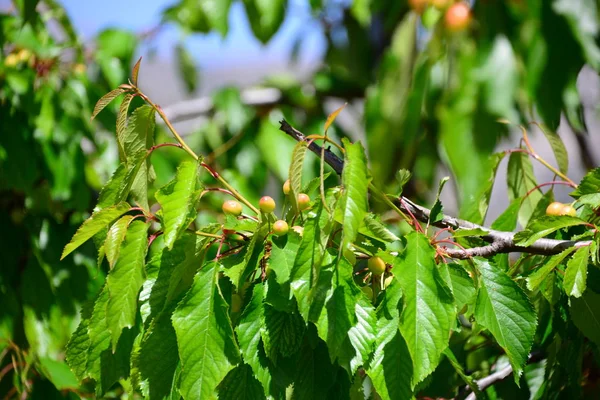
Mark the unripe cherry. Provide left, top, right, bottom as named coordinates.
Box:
left=259, top=196, right=276, bottom=213
left=222, top=200, right=242, bottom=216
left=273, top=220, right=289, bottom=236
left=561, top=205, right=577, bottom=217
left=361, top=286, right=373, bottom=300
left=546, top=202, right=564, bottom=216
left=297, top=193, right=311, bottom=210
left=368, top=256, right=386, bottom=276
left=283, top=180, right=291, bottom=195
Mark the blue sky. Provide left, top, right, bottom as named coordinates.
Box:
left=60, top=0, right=325, bottom=68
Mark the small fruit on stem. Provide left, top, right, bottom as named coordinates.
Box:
left=445, top=2, right=471, bottom=32
left=297, top=193, right=311, bottom=210
left=231, top=294, right=242, bottom=313
left=292, top=226, right=304, bottom=236
left=561, top=204, right=577, bottom=217
left=283, top=180, right=291, bottom=195
left=368, top=256, right=386, bottom=276
left=273, top=220, right=289, bottom=236
left=546, top=202, right=564, bottom=216
left=259, top=196, right=276, bottom=213
left=222, top=200, right=243, bottom=216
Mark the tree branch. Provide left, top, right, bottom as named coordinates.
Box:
left=279, top=119, right=591, bottom=258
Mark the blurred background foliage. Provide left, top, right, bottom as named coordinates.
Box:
left=1, top=0, right=599, bottom=397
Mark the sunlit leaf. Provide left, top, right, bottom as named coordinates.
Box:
left=564, top=245, right=590, bottom=297
left=474, top=258, right=537, bottom=384
left=106, top=220, right=149, bottom=350
left=61, top=202, right=131, bottom=260
left=527, top=247, right=575, bottom=291
left=532, top=122, right=569, bottom=175
left=91, top=88, right=124, bottom=120
left=324, top=103, right=347, bottom=133
left=172, top=261, right=240, bottom=399
left=289, top=141, right=308, bottom=212
left=395, top=232, right=455, bottom=386
left=514, top=216, right=586, bottom=247
left=104, top=214, right=134, bottom=268
left=155, top=159, right=201, bottom=249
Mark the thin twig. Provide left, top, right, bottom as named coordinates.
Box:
left=278, top=120, right=591, bottom=258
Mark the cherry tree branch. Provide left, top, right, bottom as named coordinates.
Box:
left=279, top=120, right=591, bottom=258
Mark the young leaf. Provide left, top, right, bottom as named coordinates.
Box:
left=336, top=138, right=371, bottom=255
left=91, top=87, right=124, bottom=120
left=122, top=105, right=155, bottom=160
left=532, top=122, right=568, bottom=175
left=564, top=245, right=590, bottom=297
left=132, top=56, right=142, bottom=86
left=106, top=220, right=149, bottom=351
left=104, top=214, right=134, bottom=268
left=324, top=103, right=347, bottom=133
left=570, top=290, right=600, bottom=347
left=96, top=159, right=145, bottom=210
left=171, top=261, right=240, bottom=399
left=527, top=247, right=576, bottom=291
left=176, top=43, right=198, bottom=93
left=61, top=202, right=131, bottom=260
left=507, top=152, right=541, bottom=227
left=288, top=141, right=308, bottom=212
left=395, top=232, right=455, bottom=386
left=474, top=258, right=537, bottom=384
left=363, top=213, right=401, bottom=242
left=367, top=279, right=413, bottom=400
left=156, top=159, right=201, bottom=249
left=513, top=216, right=586, bottom=247
left=396, top=169, right=412, bottom=197
left=429, top=176, right=449, bottom=225
left=116, top=93, right=134, bottom=161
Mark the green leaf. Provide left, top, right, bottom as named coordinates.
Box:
left=91, top=88, right=124, bottom=120
left=564, top=245, right=590, bottom=297
left=269, top=233, right=301, bottom=284
left=570, top=289, right=600, bottom=347
left=217, top=363, right=266, bottom=400
left=474, top=258, right=537, bottom=384
left=85, top=285, right=135, bottom=395
left=61, top=202, right=131, bottom=260
left=571, top=167, right=600, bottom=198
left=39, top=357, right=79, bottom=390
left=104, top=214, right=134, bottom=268
left=261, top=304, right=305, bottom=363
left=336, top=138, right=371, bottom=255
left=96, top=160, right=143, bottom=210
left=292, top=338, right=338, bottom=400
left=490, top=197, right=521, bottom=231
left=460, top=153, right=506, bottom=225
left=106, top=220, right=149, bottom=350
left=448, top=264, right=476, bottom=312
left=116, top=93, right=134, bottom=161
left=451, top=228, right=489, bottom=238
left=527, top=247, right=575, bottom=291
left=348, top=295, right=377, bottom=374
left=396, top=169, right=412, bottom=197
left=65, top=302, right=94, bottom=381
left=429, top=176, right=449, bottom=225
left=243, top=0, right=286, bottom=43
left=122, top=105, right=155, bottom=160
left=367, top=280, right=413, bottom=400
left=176, top=43, right=198, bottom=93
left=514, top=216, right=586, bottom=247
left=533, top=122, right=569, bottom=175
left=288, top=141, right=308, bottom=212
left=156, top=159, right=201, bottom=249
left=236, top=284, right=280, bottom=398
left=134, top=308, right=180, bottom=399
left=507, top=152, right=541, bottom=227
left=395, top=232, right=455, bottom=386
left=132, top=57, right=142, bottom=86
left=443, top=348, right=483, bottom=398
left=222, top=229, right=266, bottom=290
left=363, top=213, right=400, bottom=242
left=171, top=261, right=240, bottom=399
